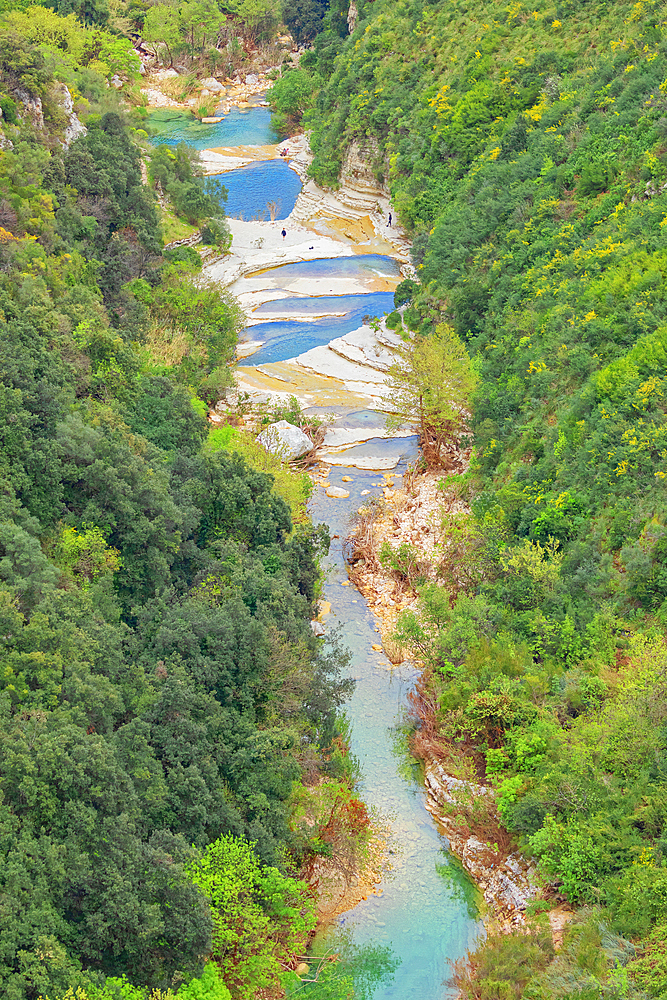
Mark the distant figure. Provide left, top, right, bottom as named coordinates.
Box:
left=388, top=212, right=392, bottom=226
left=281, top=228, right=287, bottom=239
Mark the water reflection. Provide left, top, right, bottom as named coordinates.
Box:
left=206, top=160, right=302, bottom=220
left=242, top=292, right=396, bottom=365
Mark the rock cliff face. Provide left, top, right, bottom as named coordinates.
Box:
left=291, top=139, right=391, bottom=226
left=58, top=85, right=87, bottom=149
left=423, top=762, right=540, bottom=932
left=339, top=139, right=389, bottom=210
left=15, top=89, right=44, bottom=130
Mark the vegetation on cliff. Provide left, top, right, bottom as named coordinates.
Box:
left=0, top=10, right=373, bottom=1000
left=280, top=0, right=667, bottom=992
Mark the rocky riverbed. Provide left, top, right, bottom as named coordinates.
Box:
left=163, top=104, right=566, bottom=944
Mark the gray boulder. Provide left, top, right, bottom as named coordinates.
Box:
left=257, top=420, right=312, bottom=461
left=201, top=77, right=224, bottom=92
left=245, top=73, right=259, bottom=85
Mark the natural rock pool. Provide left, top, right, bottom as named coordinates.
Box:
left=207, top=160, right=303, bottom=220
left=146, top=105, right=277, bottom=147
left=185, top=104, right=482, bottom=997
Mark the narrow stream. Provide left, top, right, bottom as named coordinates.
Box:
left=310, top=470, right=481, bottom=998
left=149, top=103, right=483, bottom=997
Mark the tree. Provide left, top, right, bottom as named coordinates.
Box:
left=142, top=5, right=181, bottom=67
left=282, top=0, right=328, bottom=44
left=187, top=834, right=315, bottom=999
left=384, top=323, right=477, bottom=467
left=269, top=68, right=320, bottom=134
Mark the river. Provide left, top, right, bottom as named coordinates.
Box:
left=149, top=100, right=482, bottom=998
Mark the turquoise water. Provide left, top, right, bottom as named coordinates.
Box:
left=170, top=102, right=483, bottom=997
left=310, top=462, right=482, bottom=999
left=207, top=160, right=302, bottom=220
left=250, top=255, right=402, bottom=282
left=243, top=292, right=396, bottom=365
left=146, top=106, right=277, bottom=148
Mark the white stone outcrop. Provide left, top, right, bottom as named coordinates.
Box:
left=201, top=77, right=224, bottom=92
left=423, top=761, right=540, bottom=931
left=257, top=420, right=312, bottom=460
left=15, top=89, right=44, bottom=129
left=153, top=67, right=180, bottom=80
left=57, top=85, right=87, bottom=149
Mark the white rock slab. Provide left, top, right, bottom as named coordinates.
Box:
left=295, top=345, right=388, bottom=387
left=325, top=454, right=399, bottom=470
left=325, top=486, right=350, bottom=498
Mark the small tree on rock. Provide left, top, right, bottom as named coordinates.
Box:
left=384, top=323, right=477, bottom=467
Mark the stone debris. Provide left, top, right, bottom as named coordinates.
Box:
left=424, top=762, right=540, bottom=932
left=256, top=420, right=312, bottom=460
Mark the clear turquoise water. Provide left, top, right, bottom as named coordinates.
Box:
left=169, top=102, right=483, bottom=997
left=251, top=255, right=402, bottom=282
left=146, top=106, right=277, bottom=149
left=310, top=462, right=483, bottom=999
left=207, top=160, right=302, bottom=220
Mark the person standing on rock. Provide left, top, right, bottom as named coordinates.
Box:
left=388, top=212, right=392, bottom=226
left=281, top=228, right=287, bottom=239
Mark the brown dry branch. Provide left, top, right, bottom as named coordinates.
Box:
left=346, top=497, right=386, bottom=575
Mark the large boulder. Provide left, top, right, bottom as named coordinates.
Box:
left=257, top=420, right=312, bottom=461
left=201, top=77, right=224, bottom=93
left=153, top=67, right=180, bottom=80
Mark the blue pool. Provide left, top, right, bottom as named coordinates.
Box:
left=243, top=292, right=397, bottom=365
left=250, top=254, right=402, bottom=282
left=207, top=160, right=302, bottom=220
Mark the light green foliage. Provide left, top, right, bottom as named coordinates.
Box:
left=130, top=266, right=243, bottom=402
left=627, top=922, right=667, bottom=998
left=53, top=526, right=121, bottom=587
left=188, top=835, right=315, bottom=998
left=269, top=68, right=321, bottom=134
left=499, top=537, right=563, bottom=591
left=282, top=938, right=398, bottom=999
left=384, top=323, right=478, bottom=466
left=176, top=963, right=232, bottom=1000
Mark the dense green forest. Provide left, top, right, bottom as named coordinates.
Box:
left=0, top=9, right=371, bottom=1000
left=270, top=0, right=667, bottom=994
left=6, top=0, right=667, bottom=993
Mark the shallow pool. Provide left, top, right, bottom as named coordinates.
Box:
left=251, top=255, right=403, bottom=283
left=146, top=106, right=277, bottom=149
left=242, top=292, right=396, bottom=365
